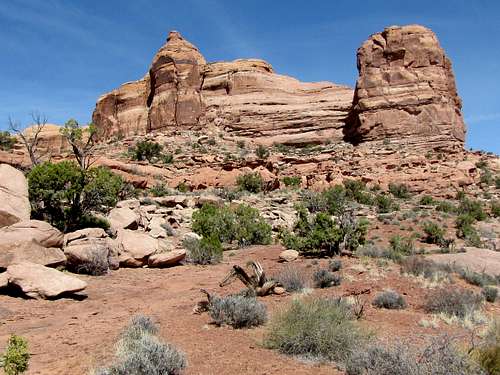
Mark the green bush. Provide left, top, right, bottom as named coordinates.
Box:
left=183, top=235, right=223, bottom=265
left=389, top=183, right=412, bottom=199
left=265, top=297, right=370, bottom=363
left=131, top=141, right=163, bottom=162
left=419, top=195, right=435, bottom=205
left=282, top=176, right=301, bottom=188
left=0, top=131, right=16, bottom=151
left=280, top=207, right=367, bottom=256
left=435, top=200, right=456, bottom=213
left=482, top=286, right=498, bottom=303
left=191, top=203, right=271, bottom=247
left=491, top=201, right=500, bottom=218
left=28, top=161, right=123, bottom=232
left=236, top=172, right=263, bottom=193
left=208, top=294, right=267, bottom=328
left=148, top=183, right=172, bottom=197
left=300, top=185, right=347, bottom=215
left=343, top=179, right=373, bottom=205
left=472, top=318, right=500, bottom=375
left=255, top=144, right=270, bottom=159
left=375, top=194, right=398, bottom=213
left=457, top=197, right=487, bottom=221
left=1, top=335, right=29, bottom=375
left=161, top=153, right=174, bottom=164
left=456, top=214, right=482, bottom=247
left=389, top=235, right=414, bottom=255
left=372, top=290, right=406, bottom=309
left=422, top=221, right=446, bottom=245
left=95, top=315, right=186, bottom=375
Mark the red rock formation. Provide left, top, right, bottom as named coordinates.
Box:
left=346, top=25, right=466, bottom=149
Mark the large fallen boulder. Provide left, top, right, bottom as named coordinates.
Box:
left=148, top=249, right=186, bottom=268
left=63, top=228, right=119, bottom=274
left=116, top=229, right=158, bottom=267
left=0, top=239, right=66, bottom=270
left=0, top=220, right=64, bottom=248
left=5, top=262, right=87, bottom=299
left=0, top=164, right=31, bottom=228
left=107, top=207, right=139, bottom=231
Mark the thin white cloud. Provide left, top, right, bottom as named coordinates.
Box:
left=465, top=113, right=500, bottom=124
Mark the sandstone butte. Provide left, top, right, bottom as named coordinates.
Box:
left=92, top=25, right=466, bottom=150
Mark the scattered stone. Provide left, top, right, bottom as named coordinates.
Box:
left=107, top=207, right=139, bottom=231
left=279, top=249, right=299, bottom=262
left=0, top=239, right=66, bottom=270
left=5, top=262, right=87, bottom=299
left=148, top=249, right=186, bottom=268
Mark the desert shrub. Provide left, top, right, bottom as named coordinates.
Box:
left=0, top=131, right=16, bottom=151
left=175, top=182, right=189, bottom=193
left=375, top=194, right=398, bottom=213
left=161, top=153, right=174, bottom=164
left=400, top=256, right=452, bottom=281
left=131, top=141, right=163, bottom=162
left=456, top=268, right=498, bottom=287
left=357, top=243, right=401, bottom=261
left=388, top=183, right=411, bottom=199
left=191, top=203, right=271, bottom=247
left=496, top=176, right=500, bottom=189
left=482, top=286, right=498, bottom=303
left=424, top=288, right=483, bottom=319
left=236, top=172, right=263, bottom=193
left=73, top=249, right=109, bottom=276
left=281, top=207, right=367, bottom=256
left=422, top=221, right=446, bottom=245
left=472, top=318, right=500, bottom=375
left=208, top=294, right=267, bottom=328
left=149, top=183, right=172, bottom=197
left=96, top=315, right=186, bottom=375
left=213, top=187, right=241, bottom=202
left=265, top=297, right=370, bottom=363
left=328, top=259, right=342, bottom=272
left=1, top=335, right=30, bottom=375
left=313, top=269, right=341, bottom=288
left=255, top=144, right=270, bottom=159
left=457, top=198, right=487, bottom=221
left=389, top=235, right=414, bottom=255
left=343, top=179, right=373, bottom=205
left=435, top=200, right=456, bottom=213
left=77, top=214, right=111, bottom=232
left=282, top=176, right=301, bottom=188
left=274, top=265, right=307, bottom=292
left=300, top=185, right=347, bottom=215
left=372, top=290, right=406, bottom=309
left=419, top=195, right=435, bottom=205
left=456, top=214, right=482, bottom=247
left=347, top=336, right=484, bottom=375
left=183, top=235, right=223, bottom=265
left=491, top=201, right=500, bottom=218
left=28, top=161, right=123, bottom=232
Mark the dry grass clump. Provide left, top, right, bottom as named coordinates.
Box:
left=207, top=294, right=267, bottom=329
left=372, top=290, right=407, bottom=310
left=424, top=288, right=483, bottom=319
left=273, top=265, right=307, bottom=292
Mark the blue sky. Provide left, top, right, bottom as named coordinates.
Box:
left=1, top=0, right=499, bottom=153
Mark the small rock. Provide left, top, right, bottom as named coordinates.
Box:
left=274, top=286, right=286, bottom=295
left=148, top=250, right=186, bottom=268
left=279, top=249, right=299, bottom=262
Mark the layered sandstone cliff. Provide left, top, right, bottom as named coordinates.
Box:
left=346, top=25, right=466, bottom=149
left=93, top=25, right=466, bottom=150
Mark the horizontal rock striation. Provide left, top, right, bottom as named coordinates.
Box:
left=346, top=25, right=466, bottom=149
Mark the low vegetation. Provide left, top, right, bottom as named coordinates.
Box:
left=424, top=288, right=483, bottom=319
left=192, top=203, right=272, bottom=248
left=183, top=235, right=223, bottom=265
left=94, top=315, right=186, bottom=375
left=207, top=294, right=268, bottom=328
left=0, top=130, right=17, bottom=151
left=282, top=176, right=301, bottom=188
left=313, top=269, right=341, bottom=288
left=1, top=335, right=30, bottom=375
left=273, top=265, right=307, bottom=292
left=388, top=183, right=411, bottom=199
left=131, top=140, right=163, bottom=162
left=28, top=161, right=123, bottom=232
left=372, top=289, right=406, bottom=309
left=236, top=172, right=264, bottom=193
left=265, top=297, right=370, bottom=363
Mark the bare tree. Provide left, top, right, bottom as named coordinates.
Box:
left=60, top=119, right=98, bottom=170
left=8, top=111, right=47, bottom=166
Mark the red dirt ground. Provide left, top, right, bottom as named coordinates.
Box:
left=1, top=245, right=498, bottom=375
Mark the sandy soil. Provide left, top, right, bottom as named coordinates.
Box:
left=1, top=245, right=498, bottom=375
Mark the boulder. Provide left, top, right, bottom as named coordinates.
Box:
left=279, top=249, right=299, bottom=262
left=0, top=164, right=30, bottom=228
left=5, top=262, right=87, bottom=299
left=0, top=220, right=64, bottom=248
left=147, top=216, right=168, bottom=238
left=64, top=228, right=119, bottom=272
left=148, top=249, right=186, bottom=268
left=0, top=239, right=66, bottom=270
left=107, top=207, right=139, bottom=231
left=116, top=229, right=158, bottom=267
left=0, top=272, right=8, bottom=288
left=347, top=25, right=465, bottom=150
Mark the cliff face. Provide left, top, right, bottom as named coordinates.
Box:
left=93, top=25, right=466, bottom=150
left=345, top=25, right=466, bottom=149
